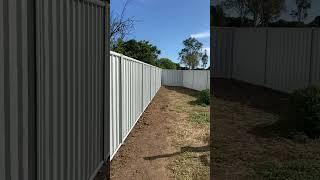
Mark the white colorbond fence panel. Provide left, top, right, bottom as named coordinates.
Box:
left=193, top=71, right=210, bottom=91
left=183, top=71, right=194, bottom=89
left=232, top=28, right=267, bottom=86
left=212, top=27, right=234, bottom=78
left=110, top=51, right=162, bottom=160
left=311, top=29, right=320, bottom=85
left=110, top=54, right=121, bottom=160
left=265, top=28, right=312, bottom=92
left=213, top=27, right=320, bottom=93
left=162, top=70, right=210, bottom=91
left=162, top=69, right=183, bottom=86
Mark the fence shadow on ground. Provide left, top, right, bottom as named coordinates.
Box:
left=143, top=145, right=210, bottom=166
left=212, top=79, right=297, bottom=139
left=164, top=86, right=199, bottom=97
left=212, top=78, right=289, bottom=116
left=164, top=86, right=208, bottom=106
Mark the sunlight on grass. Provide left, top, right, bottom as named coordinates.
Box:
left=190, top=112, right=209, bottom=124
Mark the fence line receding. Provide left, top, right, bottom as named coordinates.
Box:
left=110, top=51, right=162, bottom=160
left=162, top=69, right=210, bottom=91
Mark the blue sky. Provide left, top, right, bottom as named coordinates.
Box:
left=111, top=0, right=210, bottom=66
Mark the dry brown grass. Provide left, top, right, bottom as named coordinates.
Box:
left=165, top=87, right=210, bottom=180
left=211, top=79, right=320, bottom=180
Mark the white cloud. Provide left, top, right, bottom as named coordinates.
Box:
left=190, top=31, right=210, bottom=39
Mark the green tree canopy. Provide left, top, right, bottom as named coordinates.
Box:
left=201, top=50, right=209, bottom=68
left=179, top=37, right=203, bottom=69
left=113, top=39, right=161, bottom=65
left=156, top=58, right=177, bottom=69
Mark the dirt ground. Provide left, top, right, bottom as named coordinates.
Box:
left=109, top=86, right=210, bottom=180
left=211, top=79, right=320, bottom=179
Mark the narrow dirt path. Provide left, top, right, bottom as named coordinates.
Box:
left=110, top=86, right=209, bottom=180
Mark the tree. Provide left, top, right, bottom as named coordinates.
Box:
left=201, top=50, right=209, bottom=68
left=222, top=0, right=285, bottom=26
left=110, top=0, right=136, bottom=49
left=156, top=58, right=177, bottom=69
left=179, top=38, right=203, bottom=69
left=291, top=0, right=312, bottom=23
left=113, top=39, right=161, bottom=65
left=247, top=0, right=286, bottom=26
left=309, top=16, right=320, bottom=27
left=222, top=0, right=250, bottom=25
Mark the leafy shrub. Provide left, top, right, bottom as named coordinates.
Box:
left=290, top=86, right=320, bottom=138
left=197, top=89, right=210, bottom=105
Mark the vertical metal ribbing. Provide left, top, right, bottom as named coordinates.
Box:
left=89, top=4, right=94, bottom=171
left=51, top=0, right=58, bottom=179
left=77, top=1, right=83, bottom=179
left=119, top=55, right=123, bottom=146
left=308, top=29, right=314, bottom=85
left=230, top=28, right=235, bottom=79
left=75, top=1, right=81, bottom=179
left=264, top=28, right=269, bottom=85
left=0, top=0, right=5, bottom=179
left=87, top=4, right=92, bottom=176
left=141, top=64, right=144, bottom=113
left=8, top=1, right=19, bottom=179
left=72, top=1, right=77, bottom=179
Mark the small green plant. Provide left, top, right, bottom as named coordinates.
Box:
left=290, top=86, right=320, bottom=138
left=197, top=89, right=210, bottom=105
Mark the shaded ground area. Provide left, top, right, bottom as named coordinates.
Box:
left=108, top=86, right=210, bottom=180
left=211, top=79, right=320, bottom=179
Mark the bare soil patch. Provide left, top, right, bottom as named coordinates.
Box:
left=108, top=86, right=210, bottom=180
left=211, top=79, right=320, bottom=180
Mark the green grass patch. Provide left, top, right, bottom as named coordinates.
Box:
left=190, top=112, right=209, bottom=124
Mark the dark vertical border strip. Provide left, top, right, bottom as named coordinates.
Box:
left=103, top=2, right=110, bottom=178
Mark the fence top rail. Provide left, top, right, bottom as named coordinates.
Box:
left=110, top=51, right=160, bottom=69
left=82, top=0, right=106, bottom=7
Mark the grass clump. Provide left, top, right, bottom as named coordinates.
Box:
left=190, top=112, right=209, bottom=124
left=196, top=89, right=210, bottom=105
left=290, top=86, right=320, bottom=138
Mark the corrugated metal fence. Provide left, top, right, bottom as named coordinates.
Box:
left=110, top=51, right=162, bottom=160
left=162, top=70, right=210, bottom=91
left=213, top=27, right=320, bottom=93
left=1, top=0, right=110, bottom=180
left=0, top=0, right=36, bottom=179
